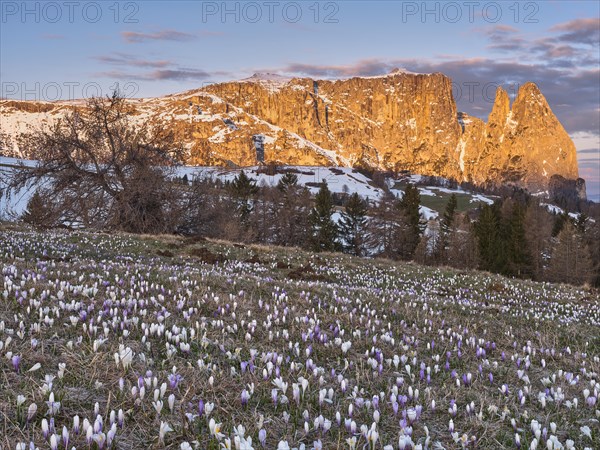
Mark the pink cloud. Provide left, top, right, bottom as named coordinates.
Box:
left=121, top=30, right=196, bottom=43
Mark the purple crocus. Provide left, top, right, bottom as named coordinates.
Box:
left=12, top=355, right=21, bottom=372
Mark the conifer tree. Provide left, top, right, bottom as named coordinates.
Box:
left=229, top=170, right=258, bottom=221
left=397, top=183, right=423, bottom=260
left=338, top=192, right=368, bottom=256
left=277, top=173, right=298, bottom=192
left=441, top=193, right=457, bottom=234
left=435, top=193, right=458, bottom=263
left=272, top=185, right=312, bottom=248
left=309, top=181, right=338, bottom=252
left=21, top=190, right=55, bottom=228
left=474, top=203, right=500, bottom=271
left=507, top=202, right=532, bottom=277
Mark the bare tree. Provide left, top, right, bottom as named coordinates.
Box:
left=583, top=219, right=600, bottom=286
left=367, top=191, right=404, bottom=259
left=7, top=92, right=185, bottom=233
left=446, top=214, right=479, bottom=270
left=546, top=222, right=595, bottom=286
left=524, top=200, right=553, bottom=280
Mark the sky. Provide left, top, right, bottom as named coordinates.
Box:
left=1, top=1, right=599, bottom=200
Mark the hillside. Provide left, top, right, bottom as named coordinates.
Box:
left=0, top=156, right=484, bottom=222
left=0, top=226, right=598, bottom=449
left=5, top=156, right=591, bottom=227
left=0, top=71, right=583, bottom=195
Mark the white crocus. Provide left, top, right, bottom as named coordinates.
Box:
left=159, top=421, right=173, bottom=443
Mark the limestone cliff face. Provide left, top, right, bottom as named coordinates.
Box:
left=203, top=72, right=462, bottom=178
left=458, top=83, right=579, bottom=189
left=0, top=72, right=580, bottom=191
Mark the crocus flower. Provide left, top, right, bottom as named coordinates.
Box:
left=241, top=389, right=250, bottom=407
left=49, top=434, right=58, bottom=450
left=209, top=418, right=224, bottom=440
left=27, top=403, right=37, bottom=422
left=11, top=355, right=21, bottom=372
left=158, top=421, right=173, bottom=444
left=258, top=429, right=267, bottom=447
left=42, top=419, right=49, bottom=438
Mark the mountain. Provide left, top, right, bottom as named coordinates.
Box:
left=0, top=70, right=583, bottom=195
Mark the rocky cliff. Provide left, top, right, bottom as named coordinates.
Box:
left=0, top=70, right=581, bottom=193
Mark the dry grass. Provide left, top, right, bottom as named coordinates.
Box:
left=0, top=228, right=598, bottom=449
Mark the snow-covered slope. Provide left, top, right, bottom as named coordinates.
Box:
left=5, top=154, right=583, bottom=224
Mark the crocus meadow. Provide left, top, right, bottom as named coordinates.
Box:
left=1, top=227, right=598, bottom=449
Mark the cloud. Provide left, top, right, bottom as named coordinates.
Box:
left=475, top=19, right=599, bottom=70
left=121, top=30, right=196, bottom=43
left=283, top=59, right=395, bottom=78
left=474, top=24, right=527, bottom=52
left=97, top=68, right=212, bottom=81
left=577, top=148, right=600, bottom=155
left=95, top=50, right=215, bottom=81
left=143, top=69, right=212, bottom=81
left=578, top=159, right=600, bottom=167
left=95, top=53, right=172, bottom=69
left=271, top=17, right=600, bottom=136
left=550, top=18, right=600, bottom=46
left=489, top=24, right=519, bottom=33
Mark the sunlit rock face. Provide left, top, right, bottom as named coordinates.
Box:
left=460, top=83, right=579, bottom=191
left=0, top=72, right=580, bottom=193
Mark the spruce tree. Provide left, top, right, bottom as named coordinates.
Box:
left=230, top=170, right=258, bottom=199
left=436, top=193, right=458, bottom=263
left=441, top=193, right=457, bottom=234
left=494, top=201, right=514, bottom=274
left=397, top=184, right=423, bottom=260
left=507, top=202, right=532, bottom=277
left=338, top=192, right=368, bottom=256
left=277, top=173, right=298, bottom=192
left=229, top=170, right=258, bottom=221
left=474, top=203, right=500, bottom=271
left=309, top=181, right=338, bottom=252
left=21, top=190, right=54, bottom=228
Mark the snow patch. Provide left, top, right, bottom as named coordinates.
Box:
left=470, top=194, right=494, bottom=205
left=456, top=138, right=467, bottom=173
left=420, top=206, right=438, bottom=220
